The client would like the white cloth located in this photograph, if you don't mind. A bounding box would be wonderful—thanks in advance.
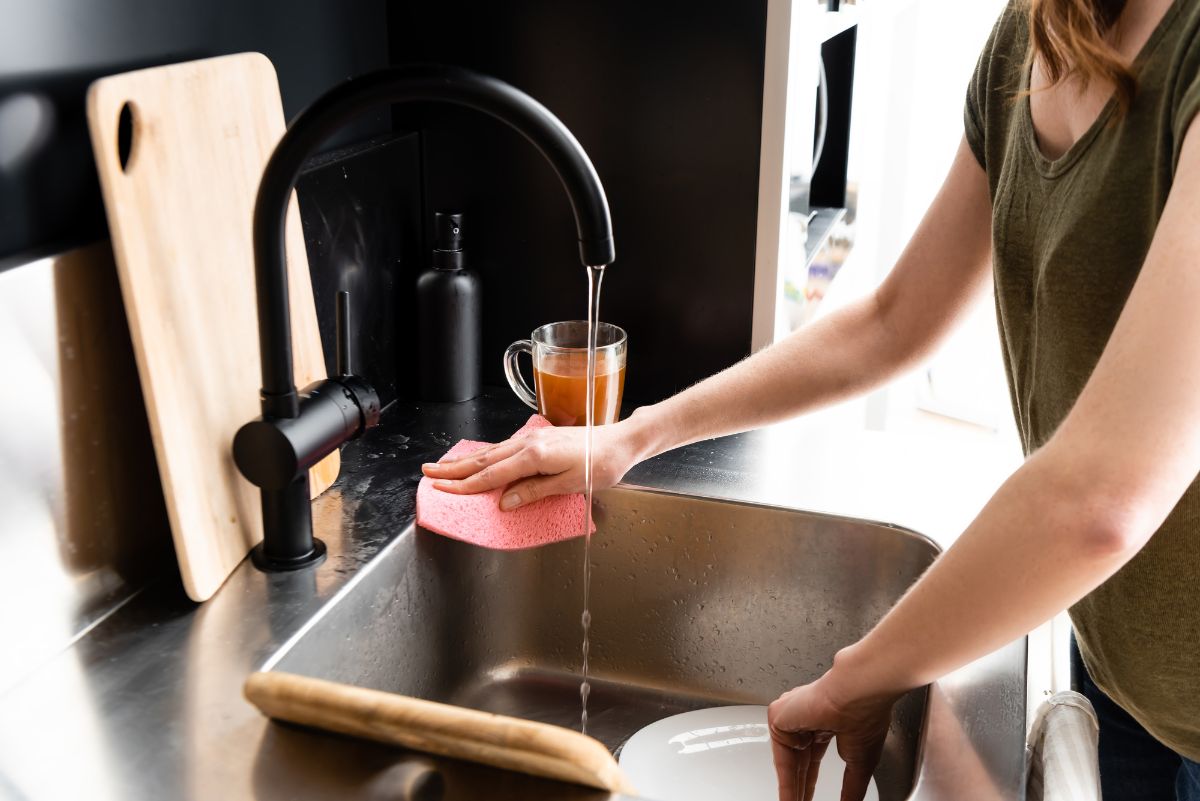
[1026,691,1102,801]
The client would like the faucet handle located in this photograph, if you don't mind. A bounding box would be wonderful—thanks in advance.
[336,290,352,378]
[332,288,381,432]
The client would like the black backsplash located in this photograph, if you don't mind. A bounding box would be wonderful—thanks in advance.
[297,133,423,407]
[5,0,770,410]
[387,0,769,404]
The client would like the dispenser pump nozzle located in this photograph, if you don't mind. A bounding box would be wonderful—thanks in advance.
[433,212,466,269]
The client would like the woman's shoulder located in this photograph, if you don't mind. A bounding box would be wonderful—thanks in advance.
[1163,0,1200,164]
[975,0,1030,99]
[1176,0,1200,34]
[1168,0,1200,69]
[965,1,1029,173]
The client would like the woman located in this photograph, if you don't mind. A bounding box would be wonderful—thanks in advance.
[423,0,1200,797]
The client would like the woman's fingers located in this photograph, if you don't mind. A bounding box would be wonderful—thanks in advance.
[802,740,830,801]
[770,698,818,801]
[420,426,611,504]
[836,735,885,801]
[767,673,894,801]
[768,688,813,742]
[435,439,500,464]
[771,736,802,801]
[770,726,814,750]
[499,474,577,510]
[838,759,875,801]
[421,440,522,480]
[429,449,545,495]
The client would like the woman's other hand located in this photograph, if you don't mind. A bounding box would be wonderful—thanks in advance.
[767,649,901,801]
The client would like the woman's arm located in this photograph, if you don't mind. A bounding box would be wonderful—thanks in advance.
[769,122,1200,801]
[613,136,995,452]
[422,137,994,507]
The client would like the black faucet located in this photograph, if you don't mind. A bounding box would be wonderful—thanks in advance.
[233,65,616,572]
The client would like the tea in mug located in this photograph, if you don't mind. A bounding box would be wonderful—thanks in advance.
[532,350,625,427]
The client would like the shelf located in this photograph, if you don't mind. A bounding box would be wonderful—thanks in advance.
[783,206,851,331]
[800,206,847,269]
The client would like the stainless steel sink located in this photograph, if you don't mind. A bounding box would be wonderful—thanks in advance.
[265,485,940,800]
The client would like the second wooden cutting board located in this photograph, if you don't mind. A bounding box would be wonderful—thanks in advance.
[87,53,340,602]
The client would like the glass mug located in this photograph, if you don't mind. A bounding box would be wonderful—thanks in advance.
[503,321,627,427]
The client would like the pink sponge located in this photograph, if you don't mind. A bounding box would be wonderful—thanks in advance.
[416,414,595,550]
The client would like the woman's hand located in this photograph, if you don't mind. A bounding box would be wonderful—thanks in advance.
[767,649,901,801]
[419,414,652,510]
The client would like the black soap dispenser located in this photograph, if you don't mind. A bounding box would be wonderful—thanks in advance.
[417,212,482,401]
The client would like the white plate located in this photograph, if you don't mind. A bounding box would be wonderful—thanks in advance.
[618,705,879,801]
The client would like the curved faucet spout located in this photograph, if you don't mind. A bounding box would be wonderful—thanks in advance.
[253,64,615,418]
[236,64,614,572]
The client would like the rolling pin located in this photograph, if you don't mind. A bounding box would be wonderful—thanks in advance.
[243,672,635,794]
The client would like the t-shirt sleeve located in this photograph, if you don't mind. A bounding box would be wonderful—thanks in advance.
[964,46,992,170]
[1170,9,1200,170]
[965,5,1021,174]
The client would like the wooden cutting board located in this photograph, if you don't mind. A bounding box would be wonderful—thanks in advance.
[86,53,339,602]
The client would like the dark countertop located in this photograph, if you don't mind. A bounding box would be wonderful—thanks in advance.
[0,389,1027,801]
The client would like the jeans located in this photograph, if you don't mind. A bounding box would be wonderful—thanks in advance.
[1071,636,1200,800]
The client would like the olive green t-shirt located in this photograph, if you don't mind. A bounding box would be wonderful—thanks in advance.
[965,0,1200,759]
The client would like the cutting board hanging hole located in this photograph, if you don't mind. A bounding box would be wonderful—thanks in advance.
[117,102,135,173]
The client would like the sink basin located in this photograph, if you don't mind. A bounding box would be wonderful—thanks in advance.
[265,485,939,800]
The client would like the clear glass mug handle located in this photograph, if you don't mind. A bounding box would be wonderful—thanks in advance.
[503,340,538,410]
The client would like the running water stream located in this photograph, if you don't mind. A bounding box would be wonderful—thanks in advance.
[580,263,605,735]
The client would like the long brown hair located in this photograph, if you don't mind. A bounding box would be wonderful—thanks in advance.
[1028,0,1137,113]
